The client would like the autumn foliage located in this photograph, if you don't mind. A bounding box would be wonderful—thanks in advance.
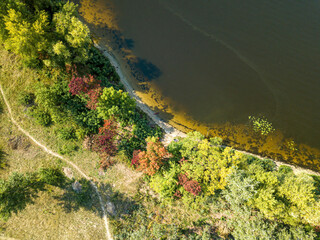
[92,120,118,169]
[131,140,171,176]
[93,120,117,155]
[68,73,102,110]
[178,173,201,196]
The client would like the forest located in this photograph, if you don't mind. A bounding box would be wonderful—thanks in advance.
[0,0,319,239]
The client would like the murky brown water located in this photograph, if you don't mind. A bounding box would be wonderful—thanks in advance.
[77,0,320,170]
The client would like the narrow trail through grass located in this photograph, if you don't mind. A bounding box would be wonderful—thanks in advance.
[0,84,113,240]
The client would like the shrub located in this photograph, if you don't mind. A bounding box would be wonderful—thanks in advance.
[93,134,117,156]
[68,73,102,110]
[92,120,118,156]
[18,91,34,106]
[132,140,172,176]
[29,107,52,126]
[34,83,58,112]
[68,75,89,96]
[86,87,102,110]
[86,46,119,85]
[97,86,136,123]
[57,126,76,140]
[178,174,201,196]
[149,161,181,201]
[0,146,6,169]
[75,127,88,140]
[245,156,276,172]
[278,165,293,174]
[38,167,66,187]
[58,143,78,155]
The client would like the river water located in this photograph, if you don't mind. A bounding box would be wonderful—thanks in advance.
[78,0,320,154]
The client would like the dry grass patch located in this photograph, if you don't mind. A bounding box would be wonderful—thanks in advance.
[103,163,143,197]
[1,187,105,240]
[0,97,105,239]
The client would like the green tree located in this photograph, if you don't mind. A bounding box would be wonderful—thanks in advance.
[97,87,136,123]
[0,168,66,220]
[224,171,317,240]
[172,132,244,195]
[52,1,91,65]
[245,162,320,226]
[4,8,50,65]
[149,161,180,202]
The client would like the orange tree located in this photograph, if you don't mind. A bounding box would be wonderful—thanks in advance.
[132,139,171,176]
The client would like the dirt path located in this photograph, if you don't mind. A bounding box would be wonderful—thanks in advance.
[0,85,113,240]
[96,43,319,177]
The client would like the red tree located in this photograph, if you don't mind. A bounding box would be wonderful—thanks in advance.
[86,87,102,110]
[68,75,88,95]
[93,120,118,155]
[178,173,201,196]
[183,180,201,196]
[92,120,118,170]
[131,140,172,176]
[68,73,102,110]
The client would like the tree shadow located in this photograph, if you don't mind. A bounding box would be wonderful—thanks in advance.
[108,29,163,82]
[131,58,162,82]
[54,180,141,220]
[88,24,163,83]
[53,179,101,216]
[0,173,48,220]
[98,182,140,219]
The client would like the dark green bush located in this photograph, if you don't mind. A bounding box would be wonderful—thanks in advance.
[29,107,52,126]
[245,156,276,172]
[278,165,293,174]
[33,79,103,133]
[0,167,67,220]
[57,126,76,140]
[58,143,78,155]
[38,167,66,187]
[18,91,34,106]
[0,146,6,169]
[86,47,120,86]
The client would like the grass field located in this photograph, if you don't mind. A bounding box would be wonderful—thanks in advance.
[0,98,106,239]
[0,44,152,239]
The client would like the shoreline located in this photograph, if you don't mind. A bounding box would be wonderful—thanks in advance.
[94,42,320,177]
[94,42,187,145]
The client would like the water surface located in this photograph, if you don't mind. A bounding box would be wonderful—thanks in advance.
[79,0,320,150]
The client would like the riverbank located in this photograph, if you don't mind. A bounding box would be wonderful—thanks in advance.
[94,43,187,145]
[94,41,320,177]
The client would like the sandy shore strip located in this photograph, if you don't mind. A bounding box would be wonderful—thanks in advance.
[94,42,319,176]
[94,42,187,145]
